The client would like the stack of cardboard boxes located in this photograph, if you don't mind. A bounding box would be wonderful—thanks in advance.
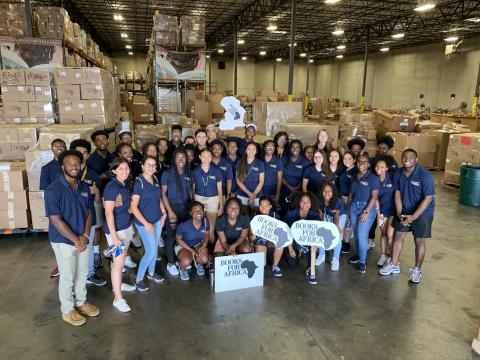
[180,16,205,46]
[0,3,27,36]
[387,132,437,168]
[153,13,178,46]
[0,162,31,229]
[374,109,418,137]
[444,133,480,184]
[255,102,303,136]
[206,94,225,117]
[157,87,180,115]
[33,6,70,39]
[129,94,155,123]
[430,113,480,131]
[337,113,376,156]
[0,124,44,161]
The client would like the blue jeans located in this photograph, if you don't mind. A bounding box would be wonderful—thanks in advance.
[318,214,347,261]
[136,220,162,280]
[349,202,377,264]
[88,226,95,278]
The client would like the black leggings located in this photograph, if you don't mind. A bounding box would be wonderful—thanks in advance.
[165,202,190,264]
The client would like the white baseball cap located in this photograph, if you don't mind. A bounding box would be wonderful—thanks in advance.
[245,123,257,130]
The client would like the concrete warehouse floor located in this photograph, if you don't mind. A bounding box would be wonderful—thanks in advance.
[0,174,479,360]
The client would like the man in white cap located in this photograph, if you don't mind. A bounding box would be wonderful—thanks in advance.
[227,123,261,158]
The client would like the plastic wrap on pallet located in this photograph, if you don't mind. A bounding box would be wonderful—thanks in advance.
[157,87,181,113]
[180,16,205,46]
[0,3,27,36]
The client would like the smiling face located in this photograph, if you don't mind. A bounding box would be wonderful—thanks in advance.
[246,143,257,159]
[290,142,301,157]
[51,140,66,159]
[351,144,362,156]
[343,153,355,168]
[94,134,108,151]
[196,131,208,147]
[402,150,417,169]
[113,162,130,182]
[171,129,182,143]
[211,144,223,158]
[158,140,168,155]
[142,158,157,177]
[146,144,157,158]
[264,141,275,156]
[226,200,240,219]
[322,185,333,202]
[304,147,314,163]
[245,127,256,141]
[313,151,324,167]
[375,160,388,177]
[299,195,312,213]
[185,137,195,145]
[377,143,390,155]
[329,150,340,166]
[62,154,81,179]
[228,141,238,156]
[206,127,217,141]
[120,133,132,145]
[259,199,272,215]
[199,149,212,166]
[277,135,287,148]
[190,204,204,221]
[357,155,370,173]
[175,152,187,170]
[119,146,133,162]
[317,130,328,145]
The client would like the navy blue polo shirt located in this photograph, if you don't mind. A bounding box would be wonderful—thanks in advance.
[132,175,162,226]
[161,168,191,204]
[302,165,327,192]
[216,214,250,244]
[79,167,101,227]
[283,155,309,188]
[192,164,223,197]
[350,170,381,203]
[176,218,210,248]
[285,208,320,227]
[228,136,261,158]
[263,156,284,197]
[103,177,132,234]
[45,176,93,245]
[339,167,357,197]
[224,155,239,193]
[215,157,233,194]
[236,158,265,197]
[39,159,62,190]
[371,156,398,172]
[394,164,435,217]
[378,172,396,216]
[86,150,116,176]
[330,167,343,188]
[321,198,346,221]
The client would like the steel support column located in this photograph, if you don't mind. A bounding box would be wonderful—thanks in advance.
[273,61,276,91]
[472,62,480,116]
[208,51,212,95]
[233,32,238,95]
[287,0,297,102]
[360,27,370,112]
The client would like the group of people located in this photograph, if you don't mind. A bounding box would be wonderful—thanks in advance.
[42,122,435,326]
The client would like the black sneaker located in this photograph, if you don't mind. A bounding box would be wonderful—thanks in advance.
[347,255,360,264]
[356,263,367,273]
[136,280,149,292]
[86,274,107,286]
[341,241,350,254]
[94,253,102,268]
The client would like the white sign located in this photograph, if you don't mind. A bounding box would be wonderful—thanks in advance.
[214,252,264,293]
[250,215,293,248]
[219,96,246,130]
[291,220,341,250]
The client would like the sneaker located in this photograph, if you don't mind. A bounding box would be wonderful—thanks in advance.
[341,241,350,254]
[62,309,86,326]
[124,256,137,269]
[272,266,283,278]
[147,273,165,283]
[120,283,137,292]
[305,268,317,285]
[347,255,359,264]
[194,262,205,276]
[86,274,107,286]
[94,253,102,268]
[113,298,131,313]
[356,263,367,273]
[76,302,100,317]
[377,254,389,267]
[331,258,340,271]
[50,267,59,278]
[156,254,162,261]
[122,266,126,273]
[368,239,375,250]
[167,263,179,276]
[179,268,190,281]
[409,267,422,284]
[315,254,325,266]
[379,262,400,276]
[135,280,149,292]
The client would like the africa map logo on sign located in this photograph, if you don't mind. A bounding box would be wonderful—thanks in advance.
[214,253,264,293]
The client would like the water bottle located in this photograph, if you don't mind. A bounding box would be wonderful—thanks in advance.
[115,244,125,257]
[209,269,215,288]
[103,245,115,257]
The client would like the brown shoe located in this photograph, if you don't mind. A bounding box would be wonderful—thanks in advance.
[62,309,86,326]
[76,302,100,317]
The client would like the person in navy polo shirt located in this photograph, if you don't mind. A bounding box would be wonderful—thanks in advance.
[40,138,66,278]
[87,130,116,182]
[379,149,435,284]
[103,157,136,313]
[273,131,289,159]
[227,124,262,158]
[338,151,357,254]
[347,153,380,273]
[224,139,240,196]
[131,156,167,291]
[236,142,265,215]
[302,149,329,193]
[118,129,142,162]
[165,124,184,165]
[211,140,233,199]
[175,202,210,281]
[374,156,396,268]
[192,148,224,244]
[44,150,100,326]
[193,128,209,167]
[262,140,284,207]
[347,137,366,157]
[281,140,309,212]
[161,149,192,276]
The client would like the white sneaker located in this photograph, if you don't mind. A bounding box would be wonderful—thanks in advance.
[379,262,400,276]
[377,254,388,267]
[331,258,340,271]
[315,254,325,266]
[368,239,375,250]
[124,255,137,268]
[113,298,131,313]
[409,267,422,283]
[167,263,180,276]
[120,283,137,292]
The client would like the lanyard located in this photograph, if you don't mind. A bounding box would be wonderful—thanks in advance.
[81,166,87,181]
[201,167,210,189]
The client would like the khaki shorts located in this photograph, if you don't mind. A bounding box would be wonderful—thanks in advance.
[105,225,134,246]
[237,195,260,207]
[175,242,201,256]
[94,201,105,229]
[194,194,219,213]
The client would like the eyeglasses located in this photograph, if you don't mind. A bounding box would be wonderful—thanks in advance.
[314,155,323,159]
[357,160,369,165]
[143,163,157,168]
[52,145,66,149]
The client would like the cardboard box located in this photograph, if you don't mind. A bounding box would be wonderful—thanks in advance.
[388,132,436,153]
[192,100,212,126]
[80,84,105,99]
[28,191,45,212]
[82,115,105,124]
[53,68,70,84]
[0,162,27,191]
[69,68,86,84]
[1,85,36,101]
[25,145,54,191]
[83,100,104,115]
[460,117,480,131]
[59,115,83,124]
[3,117,54,125]
[28,102,54,117]
[0,69,25,85]
[0,210,30,229]
[275,122,339,148]
[56,84,81,99]
[392,150,435,168]
[25,70,51,86]
[374,109,417,132]
[132,94,149,104]
[58,100,84,115]
[31,210,48,230]
[132,104,154,123]
[256,102,303,135]
[0,190,28,211]
[33,86,52,102]
[0,142,36,160]
[3,102,29,117]
[443,170,460,185]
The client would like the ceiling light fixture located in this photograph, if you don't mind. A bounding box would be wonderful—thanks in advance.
[125,45,132,49]
[113,14,124,21]
[380,47,390,52]
[444,36,459,42]
[336,45,346,50]
[309,59,314,63]
[206,55,210,59]
[466,17,480,23]
[267,25,278,31]
[288,43,297,47]
[300,53,307,57]
[336,54,344,59]
[276,58,282,62]
[128,51,133,55]
[332,29,344,36]
[325,0,342,4]
[414,1,436,12]
[241,56,247,60]
[237,39,245,45]
[391,33,405,39]
[218,49,224,54]
[259,50,267,56]
[121,33,128,38]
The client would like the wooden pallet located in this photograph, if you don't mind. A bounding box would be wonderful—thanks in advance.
[439,179,460,189]
[0,228,47,238]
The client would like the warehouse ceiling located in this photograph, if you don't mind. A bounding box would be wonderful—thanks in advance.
[28,0,480,59]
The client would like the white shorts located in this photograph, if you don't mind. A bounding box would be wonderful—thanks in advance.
[94,201,105,229]
[105,225,134,246]
[194,194,219,213]
[237,195,260,207]
[175,242,200,256]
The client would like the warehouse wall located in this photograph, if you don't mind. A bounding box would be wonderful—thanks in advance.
[206,58,256,96]
[112,53,147,76]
